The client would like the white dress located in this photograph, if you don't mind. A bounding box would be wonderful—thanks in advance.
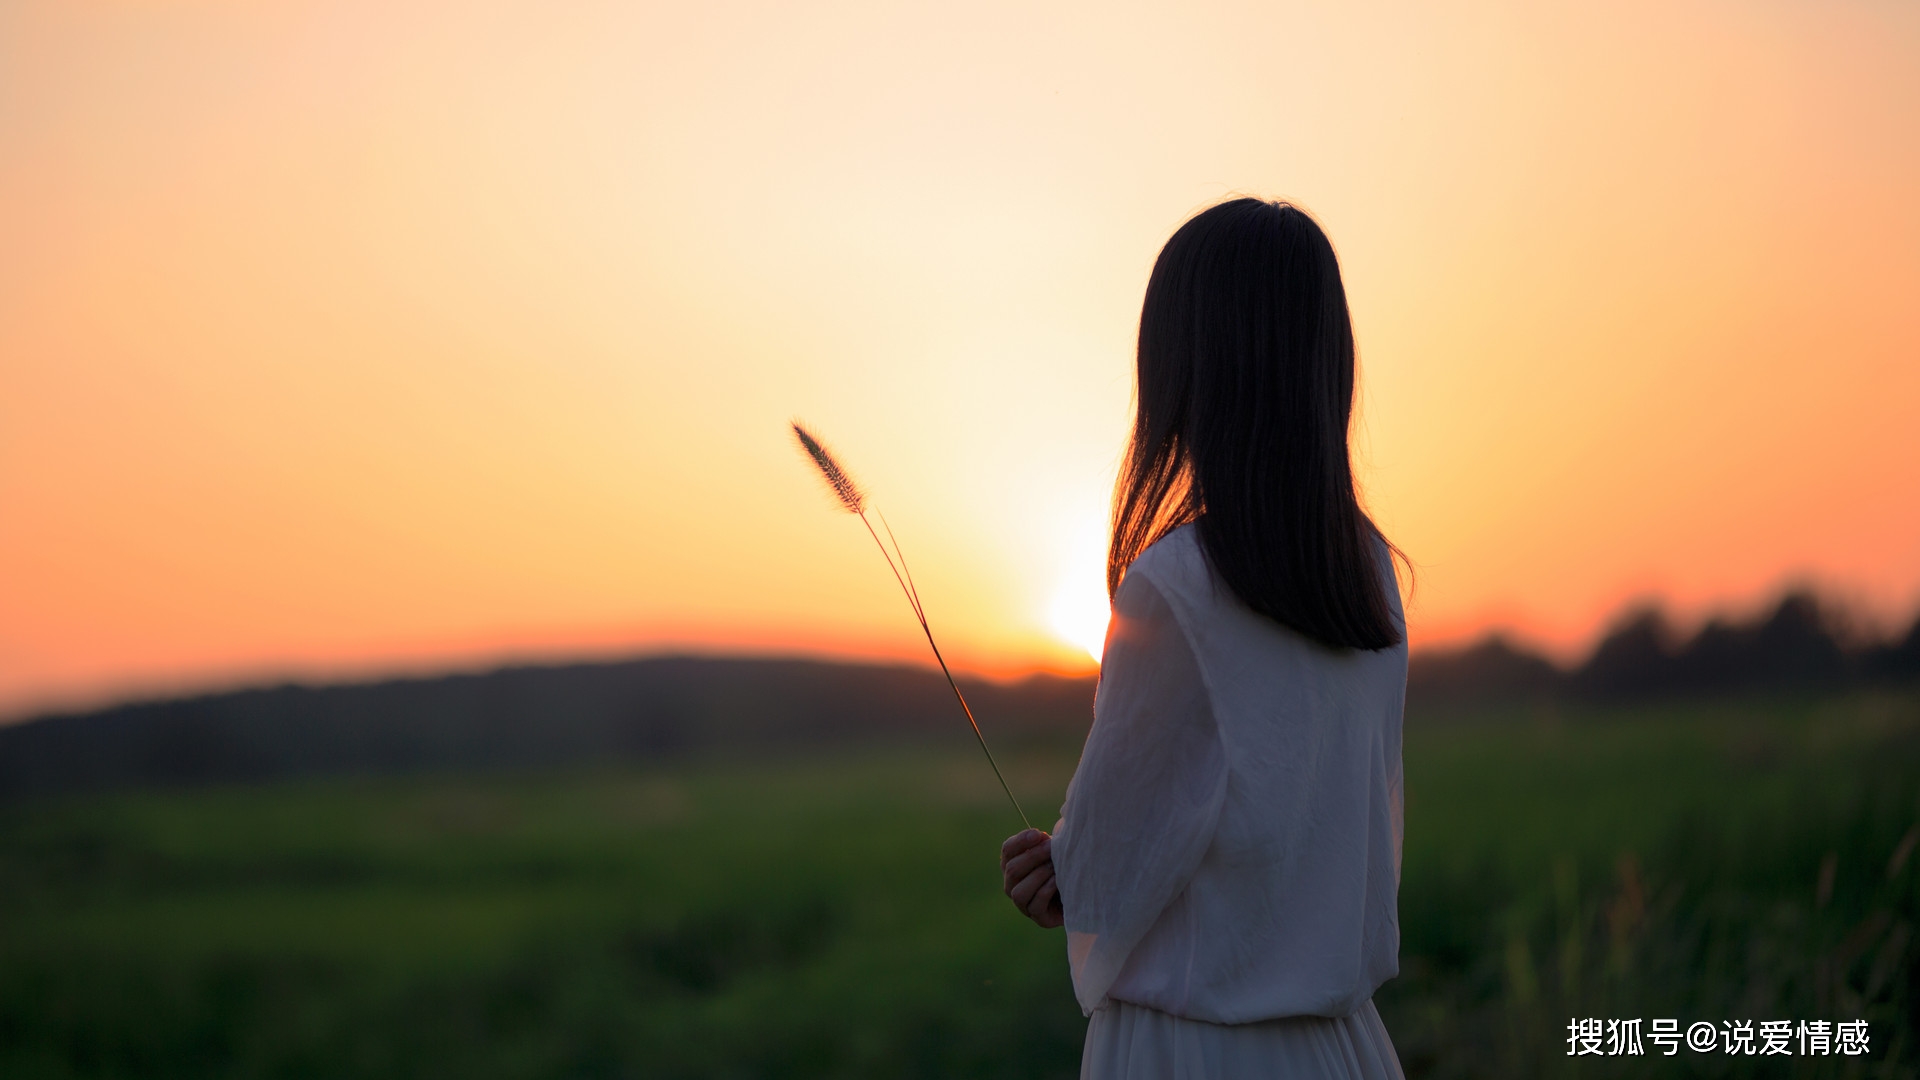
[1051,524,1408,1080]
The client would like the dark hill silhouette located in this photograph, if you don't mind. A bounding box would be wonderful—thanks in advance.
[4,589,1915,800]
[1405,634,1561,703]
[0,658,1095,801]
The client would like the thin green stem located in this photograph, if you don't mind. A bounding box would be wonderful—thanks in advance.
[858,510,1031,830]
[879,511,929,622]
[857,512,922,626]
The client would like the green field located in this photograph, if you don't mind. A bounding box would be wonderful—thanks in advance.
[2,693,1916,1078]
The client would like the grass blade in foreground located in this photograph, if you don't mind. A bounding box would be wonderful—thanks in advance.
[790,420,1032,830]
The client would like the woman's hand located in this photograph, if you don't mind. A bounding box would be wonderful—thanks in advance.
[1000,828,1065,929]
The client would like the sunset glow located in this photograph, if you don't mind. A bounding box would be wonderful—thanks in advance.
[2,0,1917,717]
[1048,519,1114,663]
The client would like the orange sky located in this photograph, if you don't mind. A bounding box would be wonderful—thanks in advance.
[3,0,1917,719]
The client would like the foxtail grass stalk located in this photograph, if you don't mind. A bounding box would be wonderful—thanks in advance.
[791,421,1032,830]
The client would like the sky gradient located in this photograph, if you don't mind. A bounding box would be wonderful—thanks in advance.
[4,0,1917,718]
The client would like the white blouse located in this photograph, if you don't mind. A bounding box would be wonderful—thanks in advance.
[1052,523,1407,1025]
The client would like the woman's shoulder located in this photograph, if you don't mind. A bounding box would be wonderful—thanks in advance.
[1131,522,1406,658]
[1126,523,1206,593]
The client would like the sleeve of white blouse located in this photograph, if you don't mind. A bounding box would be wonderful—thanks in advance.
[1050,567,1229,1016]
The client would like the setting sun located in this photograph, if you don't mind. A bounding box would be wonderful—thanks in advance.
[1049,522,1113,663]
[1049,577,1111,664]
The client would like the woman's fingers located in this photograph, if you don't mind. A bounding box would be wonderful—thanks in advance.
[1000,830,1062,928]
[1000,829,1047,863]
[1008,861,1047,903]
[1008,863,1054,910]
[1036,895,1064,929]
[1001,839,1052,895]
[1026,876,1061,924]
[1003,838,1051,878]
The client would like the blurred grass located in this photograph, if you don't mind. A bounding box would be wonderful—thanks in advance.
[1,692,1916,1078]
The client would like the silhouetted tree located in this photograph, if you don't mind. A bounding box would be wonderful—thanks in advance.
[1864,614,1920,683]
[1670,590,1850,694]
[1572,606,1680,699]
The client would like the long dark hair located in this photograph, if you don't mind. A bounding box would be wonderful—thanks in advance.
[1108,198,1406,651]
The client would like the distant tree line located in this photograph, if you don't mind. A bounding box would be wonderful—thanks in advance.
[1409,588,1920,706]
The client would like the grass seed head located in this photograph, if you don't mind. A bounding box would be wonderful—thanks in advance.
[791,421,865,514]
